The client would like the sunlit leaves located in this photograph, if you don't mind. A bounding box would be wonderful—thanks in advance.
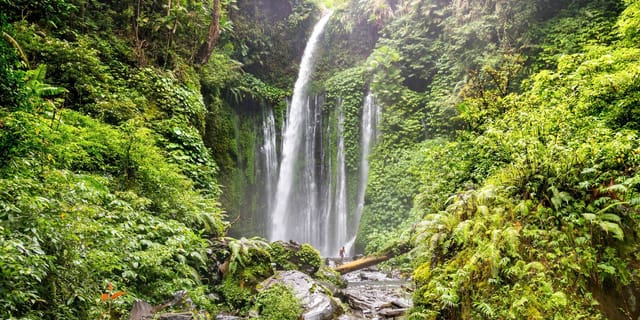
[403,1,640,318]
[617,0,640,45]
[0,104,224,318]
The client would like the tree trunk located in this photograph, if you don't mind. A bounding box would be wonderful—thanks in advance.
[333,255,392,274]
[195,0,220,66]
[333,242,413,274]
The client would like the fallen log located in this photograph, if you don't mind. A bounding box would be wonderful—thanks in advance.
[334,255,390,274]
[333,241,413,275]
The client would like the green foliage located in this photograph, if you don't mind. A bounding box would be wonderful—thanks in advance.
[0,170,215,318]
[155,118,220,195]
[409,186,609,318]
[219,277,253,313]
[225,237,271,279]
[0,21,226,316]
[618,0,640,45]
[404,4,640,317]
[133,67,207,132]
[316,0,380,79]
[296,244,323,272]
[531,0,624,70]
[314,266,345,288]
[230,0,320,87]
[216,239,322,315]
[254,284,302,320]
[325,67,366,171]
[268,242,322,274]
[357,142,426,252]
[0,0,77,27]
[235,73,289,106]
[0,20,27,110]
[338,0,640,318]
[0,101,227,318]
[13,24,146,124]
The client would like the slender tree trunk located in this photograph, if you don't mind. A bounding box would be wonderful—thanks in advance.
[134,0,141,46]
[165,0,176,67]
[133,0,147,66]
[196,0,221,66]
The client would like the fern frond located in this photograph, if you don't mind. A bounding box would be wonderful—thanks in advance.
[474,301,496,318]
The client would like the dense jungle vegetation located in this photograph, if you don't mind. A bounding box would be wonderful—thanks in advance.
[2,0,640,318]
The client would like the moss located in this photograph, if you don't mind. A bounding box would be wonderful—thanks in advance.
[314,266,346,289]
[239,258,274,288]
[294,244,322,273]
[268,242,292,270]
[254,284,302,320]
[219,278,253,313]
[325,66,367,172]
[268,241,322,275]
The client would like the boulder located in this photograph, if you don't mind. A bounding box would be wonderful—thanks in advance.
[215,315,242,320]
[260,270,341,320]
[339,270,413,319]
[129,290,200,320]
[268,241,322,274]
[156,312,207,320]
[359,271,389,282]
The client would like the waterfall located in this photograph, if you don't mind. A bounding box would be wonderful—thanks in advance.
[320,108,334,255]
[349,91,380,255]
[333,101,349,253]
[265,11,379,257]
[270,12,333,246]
[261,107,278,216]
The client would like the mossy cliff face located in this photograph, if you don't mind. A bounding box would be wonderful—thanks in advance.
[231,0,320,88]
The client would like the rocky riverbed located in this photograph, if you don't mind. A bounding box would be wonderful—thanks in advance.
[338,266,413,319]
[131,263,413,320]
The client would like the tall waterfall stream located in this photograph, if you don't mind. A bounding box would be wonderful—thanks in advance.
[257,11,380,257]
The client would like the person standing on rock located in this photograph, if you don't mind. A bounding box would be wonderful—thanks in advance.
[339,246,345,263]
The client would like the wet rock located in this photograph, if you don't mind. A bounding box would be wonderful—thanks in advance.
[260,270,341,320]
[156,312,207,320]
[391,298,411,309]
[215,314,242,320]
[129,290,196,320]
[359,271,388,282]
[339,269,413,319]
[377,308,408,317]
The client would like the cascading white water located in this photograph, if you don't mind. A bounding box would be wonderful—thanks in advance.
[270,12,333,244]
[261,107,278,215]
[347,91,380,255]
[333,101,349,253]
[265,12,380,257]
[320,106,334,255]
